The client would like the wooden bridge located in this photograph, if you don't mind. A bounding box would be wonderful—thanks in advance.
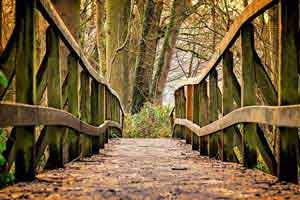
[1,0,300,199]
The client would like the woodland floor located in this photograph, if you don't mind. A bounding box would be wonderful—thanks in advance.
[1,138,300,200]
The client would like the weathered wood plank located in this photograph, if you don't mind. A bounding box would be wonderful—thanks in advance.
[241,23,257,168]
[99,84,106,148]
[15,0,37,181]
[277,0,299,183]
[0,103,122,135]
[67,53,80,161]
[192,84,200,151]
[91,80,101,154]
[45,26,64,169]
[208,69,219,158]
[199,81,209,155]
[173,104,300,137]
[222,50,237,162]
[80,71,92,157]
[186,85,193,144]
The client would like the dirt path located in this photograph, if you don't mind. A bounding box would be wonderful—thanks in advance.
[1,138,300,199]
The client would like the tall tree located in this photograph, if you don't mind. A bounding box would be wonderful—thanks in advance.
[151,0,200,104]
[131,0,163,114]
[95,0,106,75]
[105,0,131,108]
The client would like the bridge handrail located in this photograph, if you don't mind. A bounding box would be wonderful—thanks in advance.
[37,0,125,114]
[172,0,300,183]
[173,0,276,90]
[0,103,122,136]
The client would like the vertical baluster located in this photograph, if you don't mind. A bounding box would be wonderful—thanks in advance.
[99,84,106,148]
[186,85,193,144]
[15,0,37,181]
[105,87,111,143]
[222,50,237,162]
[91,80,100,154]
[192,84,200,151]
[208,69,219,158]
[180,87,186,139]
[241,23,257,168]
[67,53,80,161]
[45,26,64,169]
[277,0,299,183]
[173,90,180,138]
[80,71,92,157]
[199,81,208,155]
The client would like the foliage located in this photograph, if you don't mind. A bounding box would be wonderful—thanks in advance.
[124,103,172,138]
[0,71,14,188]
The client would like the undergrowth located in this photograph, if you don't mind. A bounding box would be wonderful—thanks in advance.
[124,103,172,138]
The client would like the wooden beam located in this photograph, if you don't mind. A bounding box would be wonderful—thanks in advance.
[277,0,299,183]
[14,0,37,181]
[222,50,237,162]
[208,69,219,158]
[241,23,257,168]
[186,85,193,144]
[192,84,200,151]
[91,80,101,154]
[199,81,209,155]
[44,26,64,169]
[0,103,122,135]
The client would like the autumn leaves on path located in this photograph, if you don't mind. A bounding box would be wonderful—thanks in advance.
[1,139,300,199]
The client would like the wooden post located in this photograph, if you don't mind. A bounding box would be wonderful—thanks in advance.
[91,80,100,154]
[15,0,37,181]
[45,26,64,169]
[208,69,219,158]
[186,85,193,144]
[105,87,111,143]
[67,53,80,161]
[277,0,299,183]
[199,81,208,155]
[180,87,186,140]
[99,84,106,148]
[192,84,200,151]
[241,23,257,168]
[80,71,92,157]
[173,90,181,138]
[222,50,237,162]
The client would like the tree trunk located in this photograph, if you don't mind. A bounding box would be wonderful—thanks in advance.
[95,0,106,75]
[151,0,192,104]
[105,0,131,108]
[131,0,163,113]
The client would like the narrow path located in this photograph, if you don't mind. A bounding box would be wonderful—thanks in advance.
[1,139,300,199]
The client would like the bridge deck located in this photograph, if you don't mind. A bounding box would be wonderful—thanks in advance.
[1,139,300,199]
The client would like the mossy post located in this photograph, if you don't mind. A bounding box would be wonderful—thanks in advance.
[241,23,257,168]
[15,0,37,181]
[222,50,237,162]
[173,90,181,138]
[192,84,200,151]
[179,87,186,139]
[80,71,92,157]
[91,80,101,154]
[208,69,219,158]
[105,87,111,143]
[186,85,193,144]
[277,0,299,183]
[199,81,208,155]
[99,84,106,148]
[67,53,80,161]
[45,26,64,169]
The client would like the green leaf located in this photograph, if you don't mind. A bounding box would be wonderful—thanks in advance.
[0,70,8,87]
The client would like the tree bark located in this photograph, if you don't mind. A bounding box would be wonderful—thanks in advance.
[95,0,106,75]
[105,0,131,108]
[131,0,163,113]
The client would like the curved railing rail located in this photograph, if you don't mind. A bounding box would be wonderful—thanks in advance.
[0,0,124,182]
[171,0,300,183]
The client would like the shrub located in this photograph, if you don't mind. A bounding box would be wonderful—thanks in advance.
[124,103,172,138]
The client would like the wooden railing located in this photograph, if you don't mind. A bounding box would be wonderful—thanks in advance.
[171,0,300,183]
[0,0,124,181]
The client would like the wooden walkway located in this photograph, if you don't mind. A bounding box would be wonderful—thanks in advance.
[1,139,300,200]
